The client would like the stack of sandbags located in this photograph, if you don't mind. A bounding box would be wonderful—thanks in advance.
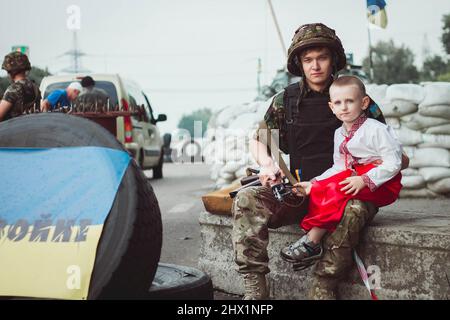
[204,99,270,189]
[369,82,450,197]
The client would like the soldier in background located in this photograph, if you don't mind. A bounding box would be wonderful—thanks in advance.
[0,52,41,122]
[75,76,109,112]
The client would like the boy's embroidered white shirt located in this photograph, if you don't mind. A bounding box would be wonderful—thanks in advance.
[314,118,403,191]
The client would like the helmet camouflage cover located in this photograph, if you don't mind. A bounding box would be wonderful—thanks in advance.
[287,23,346,76]
[2,52,32,73]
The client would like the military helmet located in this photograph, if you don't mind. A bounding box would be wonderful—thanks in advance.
[2,52,32,73]
[287,23,346,76]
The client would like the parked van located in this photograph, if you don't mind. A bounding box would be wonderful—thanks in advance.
[40,74,167,178]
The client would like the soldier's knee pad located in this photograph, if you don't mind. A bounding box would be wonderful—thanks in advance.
[235,187,259,210]
[344,200,371,229]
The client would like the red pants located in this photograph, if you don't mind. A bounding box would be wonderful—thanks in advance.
[300,164,402,232]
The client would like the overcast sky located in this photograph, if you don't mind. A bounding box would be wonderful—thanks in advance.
[1,0,449,134]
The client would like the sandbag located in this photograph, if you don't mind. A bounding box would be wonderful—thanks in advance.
[215,177,231,189]
[228,113,260,130]
[210,163,223,181]
[400,188,440,198]
[427,177,450,194]
[401,168,420,176]
[425,124,450,135]
[385,117,401,129]
[418,104,450,120]
[394,127,423,146]
[219,170,235,181]
[418,134,450,149]
[420,82,450,107]
[235,166,248,179]
[216,104,248,128]
[255,98,273,119]
[386,84,425,104]
[380,99,417,117]
[401,113,450,131]
[204,147,219,165]
[408,147,450,168]
[419,167,450,182]
[401,175,426,189]
[366,84,388,104]
[402,146,416,158]
[221,161,244,174]
[224,149,248,163]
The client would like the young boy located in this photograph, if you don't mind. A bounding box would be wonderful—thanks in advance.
[281,75,403,266]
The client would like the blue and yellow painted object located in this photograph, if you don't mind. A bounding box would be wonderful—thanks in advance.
[0,147,131,300]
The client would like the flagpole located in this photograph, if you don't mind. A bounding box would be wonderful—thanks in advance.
[267,0,287,66]
[367,25,375,82]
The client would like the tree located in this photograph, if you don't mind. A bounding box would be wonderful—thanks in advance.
[177,108,212,138]
[363,40,419,84]
[28,66,51,85]
[421,55,450,81]
[438,72,450,82]
[442,14,450,55]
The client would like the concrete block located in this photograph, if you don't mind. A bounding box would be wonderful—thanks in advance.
[198,203,450,300]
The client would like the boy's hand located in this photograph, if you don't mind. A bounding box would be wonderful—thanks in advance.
[292,181,312,196]
[339,176,367,196]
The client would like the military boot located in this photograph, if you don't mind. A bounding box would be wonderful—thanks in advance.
[242,273,269,300]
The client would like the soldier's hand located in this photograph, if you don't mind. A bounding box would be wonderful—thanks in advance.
[259,164,283,187]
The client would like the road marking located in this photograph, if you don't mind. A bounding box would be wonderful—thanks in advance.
[168,202,195,214]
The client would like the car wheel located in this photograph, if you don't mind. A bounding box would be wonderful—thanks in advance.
[0,113,163,299]
[153,150,164,179]
[146,263,213,300]
[180,139,202,163]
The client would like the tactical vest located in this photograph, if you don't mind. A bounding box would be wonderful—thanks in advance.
[283,82,342,181]
[5,79,40,120]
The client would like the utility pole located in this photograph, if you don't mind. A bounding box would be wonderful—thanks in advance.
[257,57,262,96]
[367,27,375,82]
[60,31,89,74]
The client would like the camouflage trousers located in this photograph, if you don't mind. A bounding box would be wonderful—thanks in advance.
[231,186,378,300]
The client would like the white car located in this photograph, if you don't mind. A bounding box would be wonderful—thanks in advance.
[40,73,167,178]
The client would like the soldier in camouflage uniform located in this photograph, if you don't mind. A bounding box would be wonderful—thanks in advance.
[231,23,408,300]
[0,52,41,121]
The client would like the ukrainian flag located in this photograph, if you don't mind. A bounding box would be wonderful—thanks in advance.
[0,147,131,300]
[367,0,388,29]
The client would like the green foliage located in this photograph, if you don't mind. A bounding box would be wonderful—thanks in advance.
[28,66,51,85]
[421,55,450,81]
[437,72,450,82]
[177,108,212,138]
[363,40,419,84]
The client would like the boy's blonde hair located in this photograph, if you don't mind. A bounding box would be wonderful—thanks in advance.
[330,75,366,97]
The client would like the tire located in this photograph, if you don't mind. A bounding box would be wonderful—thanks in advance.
[139,149,145,169]
[146,263,213,300]
[180,139,202,163]
[153,150,164,179]
[0,113,163,299]
[162,133,172,148]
